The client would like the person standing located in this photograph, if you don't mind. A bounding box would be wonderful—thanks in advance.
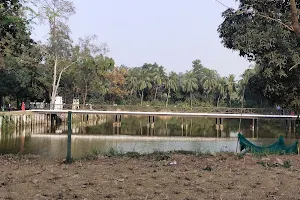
[21,102,25,111]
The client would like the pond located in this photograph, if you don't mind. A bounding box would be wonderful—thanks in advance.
[0,115,298,159]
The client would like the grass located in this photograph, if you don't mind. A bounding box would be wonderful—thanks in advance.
[257,159,292,169]
[78,147,217,162]
[75,146,297,164]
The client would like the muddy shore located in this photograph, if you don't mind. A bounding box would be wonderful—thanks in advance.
[1,153,300,200]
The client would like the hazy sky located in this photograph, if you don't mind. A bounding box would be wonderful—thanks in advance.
[32,0,251,78]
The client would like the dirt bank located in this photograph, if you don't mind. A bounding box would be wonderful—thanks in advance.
[1,153,300,200]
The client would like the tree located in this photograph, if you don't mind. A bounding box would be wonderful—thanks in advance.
[136,68,152,106]
[216,77,227,107]
[226,74,235,107]
[165,72,178,107]
[0,0,33,62]
[182,70,198,109]
[290,0,300,37]
[153,66,166,100]
[192,59,204,94]
[127,67,139,96]
[201,69,218,99]
[36,0,76,109]
[70,35,112,105]
[239,68,255,108]
[218,0,300,107]
[0,0,42,108]
[105,66,128,104]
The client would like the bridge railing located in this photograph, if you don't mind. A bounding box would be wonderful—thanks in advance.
[36,104,293,115]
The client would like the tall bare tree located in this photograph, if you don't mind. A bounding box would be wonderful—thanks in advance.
[36,0,76,109]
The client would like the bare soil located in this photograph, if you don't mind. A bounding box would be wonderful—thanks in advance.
[1,153,300,200]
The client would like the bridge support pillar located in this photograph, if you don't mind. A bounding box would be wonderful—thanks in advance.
[220,118,224,131]
[147,116,155,135]
[251,119,255,131]
[216,118,223,131]
[215,118,219,130]
[113,115,121,135]
[181,117,184,136]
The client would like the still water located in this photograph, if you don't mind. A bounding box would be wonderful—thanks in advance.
[0,115,298,159]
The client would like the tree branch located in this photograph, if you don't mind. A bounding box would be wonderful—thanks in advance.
[290,0,300,36]
[289,61,300,71]
[54,59,80,97]
[255,13,294,31]
[215,0,294,32]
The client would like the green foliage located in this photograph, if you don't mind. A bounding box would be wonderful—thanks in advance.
[0,0,279,109]
[218,0,300,107]
[0,0,33,59]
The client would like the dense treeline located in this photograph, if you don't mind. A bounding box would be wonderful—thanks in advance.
[4,0,298,110]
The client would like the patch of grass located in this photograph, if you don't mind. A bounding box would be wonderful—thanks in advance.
[106,147,124,157]
[81,147,143,161]
[283,160,292,168]
[79,148,232,162]
[174,150,195,155]
[203,166,213,171]
[125,151,141,158]
[236,153,244,160]
[172,149,213,156]
[257,161,267,167]
[152,151,170,161]
[257,159,292,169]
[250,149,286,158]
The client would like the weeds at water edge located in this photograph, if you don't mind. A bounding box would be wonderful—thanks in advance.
[79,147,219,161]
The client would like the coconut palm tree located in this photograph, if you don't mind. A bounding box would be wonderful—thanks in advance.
[226,74,235,107]
[153,66,166,100]
[216,78,227,107]
[136,68,152,106]
[239,69,255,104]
[238,68,255,131]
[165,71,178,107]
[201,69,218,99]
[127,68,139,96]
[182,70,198,109]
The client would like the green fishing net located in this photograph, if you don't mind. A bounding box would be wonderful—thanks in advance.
[238,133,298,154]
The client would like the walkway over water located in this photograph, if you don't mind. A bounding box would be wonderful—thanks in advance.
[33,104,293,115]
[31,109,298,119]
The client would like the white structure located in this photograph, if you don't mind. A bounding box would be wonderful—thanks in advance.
[72,98,80,110]
[54,96,63,110]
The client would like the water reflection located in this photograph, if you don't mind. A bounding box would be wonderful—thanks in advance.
[0,115,298,158]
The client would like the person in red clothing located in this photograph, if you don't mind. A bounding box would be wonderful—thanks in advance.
[21,102,25,111]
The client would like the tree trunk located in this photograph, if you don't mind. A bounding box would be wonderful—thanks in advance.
[217,95,220,107]
[141,91,144,106]
[166,88,170,107]
[1,96,3,111]
[154,87,158,100]
[50,57,58,110]
[238,87,246,132]
[83,81,88,108]
[290,0,300,36]
[190,92,192,110]
[50,59,79,110]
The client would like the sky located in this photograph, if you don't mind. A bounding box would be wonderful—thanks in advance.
[32,0,251,78]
